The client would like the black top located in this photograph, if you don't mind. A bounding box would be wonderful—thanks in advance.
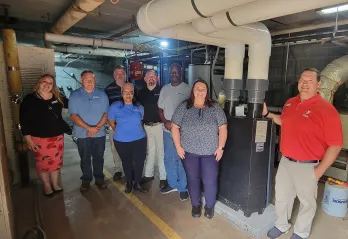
[105,82,122,105]
[138,86,161,123]
[19,93,67,138]
[104,82,139,105]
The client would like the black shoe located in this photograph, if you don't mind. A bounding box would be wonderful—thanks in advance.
[53,188,64,193]
[95,180,107,189]
[125,181,133,194]
[140,176,154,184]
[191,206,201,218]
[80,183,90,192]
[113,172,122,181]
[133,183,149,193]
[204,206,214,219]
[160,186,177,194]
[44,191,54,198]
[159,180,168,189]
[180,191,189,201]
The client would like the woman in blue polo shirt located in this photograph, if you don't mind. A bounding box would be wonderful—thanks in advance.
[108,83,148,194]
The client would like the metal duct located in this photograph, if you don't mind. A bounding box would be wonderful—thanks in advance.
[51,0,105,34]
[319,55,348,103]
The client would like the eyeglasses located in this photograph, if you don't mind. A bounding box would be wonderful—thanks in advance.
[122,91,134,95]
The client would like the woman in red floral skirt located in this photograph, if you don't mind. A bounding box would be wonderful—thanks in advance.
[20,74,68,197]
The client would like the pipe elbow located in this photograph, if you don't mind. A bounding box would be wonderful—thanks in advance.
[137,4,159,36]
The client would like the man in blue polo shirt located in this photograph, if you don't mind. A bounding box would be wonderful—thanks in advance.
[69,70,109,192]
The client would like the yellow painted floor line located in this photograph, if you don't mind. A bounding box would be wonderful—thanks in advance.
[104,169,182,239]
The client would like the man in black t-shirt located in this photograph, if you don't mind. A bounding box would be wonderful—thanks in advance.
[138,70,167,189]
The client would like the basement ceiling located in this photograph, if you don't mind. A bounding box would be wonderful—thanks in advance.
[1,0,348,44]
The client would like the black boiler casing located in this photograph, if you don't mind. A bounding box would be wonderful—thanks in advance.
[217,117,276,217]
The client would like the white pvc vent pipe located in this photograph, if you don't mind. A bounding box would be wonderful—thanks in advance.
[193,19,271,80]
[225,43,245,80]
[136,0,254,35]
[151,23,231,48]
[225,0,348,26]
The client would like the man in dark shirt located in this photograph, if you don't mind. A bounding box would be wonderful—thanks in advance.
[104,65,126,181]
[138,70,167,189]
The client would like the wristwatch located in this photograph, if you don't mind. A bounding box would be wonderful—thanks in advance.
[218,146,225,150]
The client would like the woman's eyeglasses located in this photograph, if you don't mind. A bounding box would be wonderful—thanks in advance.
[122,91,134,95]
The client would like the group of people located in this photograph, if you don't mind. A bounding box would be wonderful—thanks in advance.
[20,63,228,219]
[19,64,343,238]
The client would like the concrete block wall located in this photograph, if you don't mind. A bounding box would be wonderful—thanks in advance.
[55,56,122,98]
[266,43,348,107]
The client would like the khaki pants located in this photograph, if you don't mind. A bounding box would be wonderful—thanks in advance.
[144,124,166,180]
[109,128,123,174]
[275,156,319,238]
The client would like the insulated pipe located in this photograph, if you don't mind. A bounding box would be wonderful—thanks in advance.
[53,45,127,57]
[271,20,348,36]
[151,23,230,47]
[136,0,255,35]
[223,43,245,115]
[193,18,271,118]
[51,0,105,34]
[225,0,348,26]
[2,29,22,127]
[193,18,271,80]
[318,55,348,103]
[45,33,134,50]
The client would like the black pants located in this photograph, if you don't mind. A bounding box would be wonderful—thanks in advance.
[77,136,106,183]
[114,137,147,184]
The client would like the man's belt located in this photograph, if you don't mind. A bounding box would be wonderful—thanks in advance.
[286,157,319,164]
[144,122,161,126]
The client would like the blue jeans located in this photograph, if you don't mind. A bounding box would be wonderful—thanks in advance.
[163,131,187,192]
[77,136,106,183]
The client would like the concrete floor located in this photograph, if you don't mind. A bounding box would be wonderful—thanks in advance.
[13,135,348,239]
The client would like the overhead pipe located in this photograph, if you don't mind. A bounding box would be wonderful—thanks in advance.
[150,23,231,47]
[136,0,255,35]
[45,33,162,53]
[52,45,129,57]
[45,33,134,50]
[51,0,105,34]
[318,55,348,103]
[224,0,348,26]
[271,19,348,36]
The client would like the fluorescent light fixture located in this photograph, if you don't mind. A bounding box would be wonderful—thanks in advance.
[160,41,168,47]
[318,4,348,14]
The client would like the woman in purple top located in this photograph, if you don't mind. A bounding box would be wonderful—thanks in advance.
[171,79,228,219]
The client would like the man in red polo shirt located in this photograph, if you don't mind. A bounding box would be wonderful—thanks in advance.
[265,68,343,239]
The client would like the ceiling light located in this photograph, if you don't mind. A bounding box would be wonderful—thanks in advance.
[160,41,168,47]
[318,4,348,14]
